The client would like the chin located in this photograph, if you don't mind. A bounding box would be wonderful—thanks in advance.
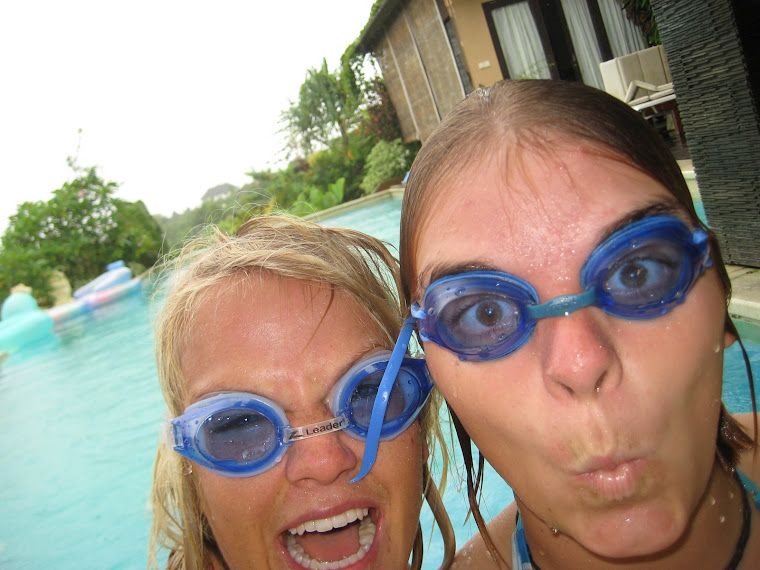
[574,504,688,560]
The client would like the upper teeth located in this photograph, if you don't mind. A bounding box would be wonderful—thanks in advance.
[286,509,376,569]
[288,507,369,536]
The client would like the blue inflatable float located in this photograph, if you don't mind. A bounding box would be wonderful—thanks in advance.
[0,290,55,353]
[73,260,132,299]
[46,261,142,324]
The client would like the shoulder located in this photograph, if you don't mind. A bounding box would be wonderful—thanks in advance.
[734,412,760,484]
[450,502,517,570]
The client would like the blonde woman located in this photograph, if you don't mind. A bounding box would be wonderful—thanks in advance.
[149,215,454,569]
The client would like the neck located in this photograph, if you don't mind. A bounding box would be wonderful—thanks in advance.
[518,463,753,569]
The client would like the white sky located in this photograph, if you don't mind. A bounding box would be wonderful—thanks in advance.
[0,0,378,234]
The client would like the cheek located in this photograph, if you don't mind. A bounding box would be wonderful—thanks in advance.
[384,426,425,496]
[425,344,536,456]
[370,426,426,563]
[194,470,273,544]
[639,284,726,402]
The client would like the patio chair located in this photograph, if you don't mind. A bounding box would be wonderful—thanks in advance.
[600,45,685,143]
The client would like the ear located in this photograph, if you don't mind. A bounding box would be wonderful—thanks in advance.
[724,328,737,349]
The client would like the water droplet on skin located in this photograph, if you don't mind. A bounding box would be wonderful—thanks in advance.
[550,527,559,535]
[719,515,726,523]
[710,496,716,506]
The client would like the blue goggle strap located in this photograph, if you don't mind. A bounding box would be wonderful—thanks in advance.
[350,316,416,483]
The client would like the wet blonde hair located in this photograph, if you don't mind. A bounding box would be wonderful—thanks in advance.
[399,78,757,562]
[148,214,453,569]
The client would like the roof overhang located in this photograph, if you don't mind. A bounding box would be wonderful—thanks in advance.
[356,0,406,54]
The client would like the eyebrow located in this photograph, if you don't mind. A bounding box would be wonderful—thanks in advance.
[418,261,500,297]
[596,200,682,243]
[415,199,684,296]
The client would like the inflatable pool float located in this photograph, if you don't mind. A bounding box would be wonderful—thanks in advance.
[73,260,133,298]
[47,261,143,324]
[84,276,142,308]
[0,290,55,353]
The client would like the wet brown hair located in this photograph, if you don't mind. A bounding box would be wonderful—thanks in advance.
[399,78,757,562]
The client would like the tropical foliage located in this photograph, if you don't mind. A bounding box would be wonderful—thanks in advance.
[360,139,414,195]
[619,0,660,46]
[0,160,163,306]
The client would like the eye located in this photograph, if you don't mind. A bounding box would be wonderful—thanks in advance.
[198,410,277,464]
[437,293,521,349]
[603,242,683,306]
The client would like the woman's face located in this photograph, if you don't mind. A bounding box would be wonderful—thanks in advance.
[180,275,424,569]
[412,145,732,557]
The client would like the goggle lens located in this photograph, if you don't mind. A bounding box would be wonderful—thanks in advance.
[597,240,686,314]
[197,409,277,466]
[348,367,426,432]
[436,292,522,351]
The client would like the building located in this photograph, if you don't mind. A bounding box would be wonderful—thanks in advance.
[357,0,760,268]
[356,0,647,143]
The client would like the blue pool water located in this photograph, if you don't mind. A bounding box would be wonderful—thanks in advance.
[1,194,757,569]
[0,295,163,569]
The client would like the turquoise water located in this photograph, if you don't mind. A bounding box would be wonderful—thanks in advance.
[0,295,163,569]
[0,194,757,569]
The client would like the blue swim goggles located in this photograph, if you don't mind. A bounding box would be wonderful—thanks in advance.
[163,350,432,478]
[411,215,712,362]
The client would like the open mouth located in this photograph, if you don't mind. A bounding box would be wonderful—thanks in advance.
[285,507,376,569]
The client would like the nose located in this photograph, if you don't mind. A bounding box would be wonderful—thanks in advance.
[284,423,358,485]
[538,308,620,399]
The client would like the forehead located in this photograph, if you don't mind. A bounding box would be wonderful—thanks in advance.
[180,274,382,403]
[414,145,674,290]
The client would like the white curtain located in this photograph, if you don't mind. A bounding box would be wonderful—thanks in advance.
[560,0,604,89]
[597,0,647,57]
[492,2,552,79]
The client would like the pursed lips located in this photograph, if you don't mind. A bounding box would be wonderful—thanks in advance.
[572,456,647,502]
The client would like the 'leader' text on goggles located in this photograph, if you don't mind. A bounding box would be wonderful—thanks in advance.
[412,215,711,362]
[162,351,432,477]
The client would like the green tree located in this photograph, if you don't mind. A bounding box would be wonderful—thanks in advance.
[0,161,163,304]
[280,58,364,158]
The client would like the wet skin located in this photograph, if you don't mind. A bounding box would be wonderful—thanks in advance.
[412,144,736,562]
[180,275,424,569]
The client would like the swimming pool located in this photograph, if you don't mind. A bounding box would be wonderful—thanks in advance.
[0,194,757,569]
[0,295,163,568]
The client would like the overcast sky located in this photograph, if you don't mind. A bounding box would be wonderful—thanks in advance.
[0,0,378,233]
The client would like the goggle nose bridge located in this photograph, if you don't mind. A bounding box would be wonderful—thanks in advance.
[282,414,350,443]
[525,287,597,320]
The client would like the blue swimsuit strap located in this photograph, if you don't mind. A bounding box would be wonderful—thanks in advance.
[512,469,760,570]
[737,469,760,508]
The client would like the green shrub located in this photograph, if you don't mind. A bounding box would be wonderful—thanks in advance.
[360,139,412,195]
